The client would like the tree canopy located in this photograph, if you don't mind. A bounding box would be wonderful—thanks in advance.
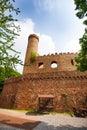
[0,0,22,69]
[0,66,21,89]
[74,0,87,71]
[74,0,87,24]
[0,0,22,89]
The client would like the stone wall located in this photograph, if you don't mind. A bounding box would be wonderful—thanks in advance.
[23,53,77,74]
[0,71,87,112]
[1,34,87,112]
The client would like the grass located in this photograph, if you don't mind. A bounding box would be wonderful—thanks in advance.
[1,108,72,116]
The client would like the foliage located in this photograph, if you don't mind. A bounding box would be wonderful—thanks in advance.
[0,66,21,89]
[74,0,87,25]
[0,0,22,69]
[74,0,87,71]
[75,28,87,71]
[30,52,37,63]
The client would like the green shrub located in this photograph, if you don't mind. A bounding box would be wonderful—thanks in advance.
[0,66,21,89]
[30,52,36,62]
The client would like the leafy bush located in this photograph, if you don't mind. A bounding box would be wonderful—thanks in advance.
[30,52,36,63]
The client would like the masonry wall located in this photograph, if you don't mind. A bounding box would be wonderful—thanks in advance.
[1,34,87,112]
[23,53,77,74]
[0,71,87,112]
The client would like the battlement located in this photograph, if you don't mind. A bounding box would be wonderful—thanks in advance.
[39,52,78,57]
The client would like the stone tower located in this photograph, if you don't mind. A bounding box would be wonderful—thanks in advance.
[23,34,39,74]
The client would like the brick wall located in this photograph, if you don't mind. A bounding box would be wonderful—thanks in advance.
[1,34,87,112]
[23,53,77,74]
[0,71,87,112]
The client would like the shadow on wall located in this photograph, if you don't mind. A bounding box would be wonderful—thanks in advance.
[0,88,3,93]
[0,88,3,98]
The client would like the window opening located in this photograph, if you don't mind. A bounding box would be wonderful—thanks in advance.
[38,62,44,69]
[71,59,74,65]
[51,61,57,68]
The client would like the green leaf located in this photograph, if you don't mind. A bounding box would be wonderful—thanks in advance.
[0,0,23,70]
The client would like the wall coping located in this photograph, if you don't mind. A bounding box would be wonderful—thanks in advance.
[5,71,87,84]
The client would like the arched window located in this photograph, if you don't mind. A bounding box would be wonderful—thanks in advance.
[51,61,58,68]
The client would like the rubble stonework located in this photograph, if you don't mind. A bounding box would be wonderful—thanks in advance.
[0,34,87,112]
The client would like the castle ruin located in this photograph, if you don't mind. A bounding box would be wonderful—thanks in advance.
[0,34,87,112]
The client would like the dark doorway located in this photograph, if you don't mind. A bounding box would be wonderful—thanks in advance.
[38,94,54,112]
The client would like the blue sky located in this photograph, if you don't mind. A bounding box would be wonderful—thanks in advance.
[13,0,85,72]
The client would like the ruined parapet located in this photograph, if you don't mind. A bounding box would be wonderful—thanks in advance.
[23,34,39,74]
[23,52,78,74]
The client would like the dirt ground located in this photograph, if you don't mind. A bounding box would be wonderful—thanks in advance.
[0,113,41,130]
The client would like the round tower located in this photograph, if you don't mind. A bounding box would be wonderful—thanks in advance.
[28,34,39,56]
[23,34,39,74]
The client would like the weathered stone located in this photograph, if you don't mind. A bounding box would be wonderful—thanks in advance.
[0,34,87,112]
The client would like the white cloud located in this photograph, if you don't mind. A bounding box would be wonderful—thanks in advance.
[34,0,75,13]
[61,19,85,53]
[34,0,59,12]
[38,34,55,55]
[62,39,81,53]
[14,18,56,73]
